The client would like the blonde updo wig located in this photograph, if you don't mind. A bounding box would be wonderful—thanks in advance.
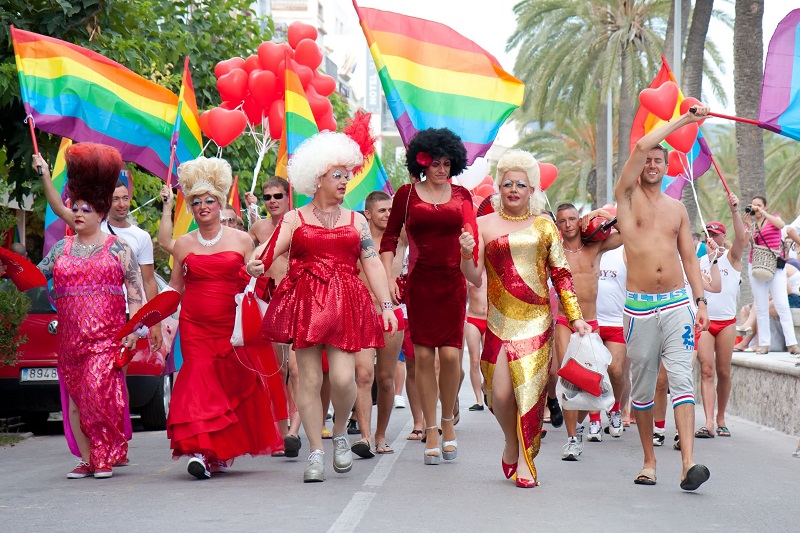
[492,149,546,215]
[177,156,232,208]
[287,132,363,196]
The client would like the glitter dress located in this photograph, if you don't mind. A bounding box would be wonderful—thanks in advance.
[261,211,384,353]
[380,183,472,348]
[52,235,128,471]
[481,217,582,480]
[168,251,285,461]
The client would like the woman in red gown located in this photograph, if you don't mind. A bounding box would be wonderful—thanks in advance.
[380,128,472,465]
[248,116,398,483]
[167,157,286,480]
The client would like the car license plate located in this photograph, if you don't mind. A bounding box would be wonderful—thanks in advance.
[21,367,59,382]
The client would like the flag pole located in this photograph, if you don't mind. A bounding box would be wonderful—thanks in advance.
[709,155,732,196]
[689,107,760,126]
[25,116,42,175]
[165,144,177,188]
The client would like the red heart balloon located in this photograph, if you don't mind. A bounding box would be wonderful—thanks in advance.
[206,107,247,147]
[243,54,261,74]
[305,85,330,120]
[242,95,264,127]
[219,100,238,110]
[288,21,318,49]
[198,110,212,139]
[667,150,689,176]
[216,68,248,104]
[296,64,314,87]
[679,97,706,125]
[480,175,494,187]
[268,100,285,140]
[538,162,558,191]
[310,73,336,97]
[294,38,323,70]
[249,70,278,108]
[214,57,245,79]
[257,41,282,74]
[639,81,679,121]
[474,183,496,198]
[317,112,338,133]
[665,123,699,153]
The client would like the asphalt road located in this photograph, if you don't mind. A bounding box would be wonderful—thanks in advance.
[1,388,798,532]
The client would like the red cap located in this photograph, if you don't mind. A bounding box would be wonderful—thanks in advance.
[706,221,726,235]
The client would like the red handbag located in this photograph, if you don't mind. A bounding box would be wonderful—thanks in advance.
[557,358,603,397]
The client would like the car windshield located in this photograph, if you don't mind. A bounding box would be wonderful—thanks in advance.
[0,280,54,314]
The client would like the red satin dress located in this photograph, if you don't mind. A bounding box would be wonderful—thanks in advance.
[167,252,285,461]
[261,211,384,353]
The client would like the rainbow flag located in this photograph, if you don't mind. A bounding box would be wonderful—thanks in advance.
[760,9,800,140]
[171,56,203,173]
[10,26,195,181]
[172,190,197,240]
[228,175,242,214]
[43,137,72,256]
[630,56,712,200]
[353,1,524,165]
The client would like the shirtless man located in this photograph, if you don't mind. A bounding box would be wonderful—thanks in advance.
[615,104,710,491]
[554,203,622,460]
[464,274,488,411]
[244,177,292,246]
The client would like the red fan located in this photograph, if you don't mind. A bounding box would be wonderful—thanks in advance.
[462,199,479,266]
[0,247,46,291]
[115,290,181,341]
[476,194,495,217]
[558,358,603,396]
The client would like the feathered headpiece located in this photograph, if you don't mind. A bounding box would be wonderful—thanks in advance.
[343,111,377,176]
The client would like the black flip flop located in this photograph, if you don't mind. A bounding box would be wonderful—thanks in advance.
[680,464,710,491]
[351,440,375,459]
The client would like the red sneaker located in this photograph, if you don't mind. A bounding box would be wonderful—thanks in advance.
[94,467,113,479]
[67,461,92,479]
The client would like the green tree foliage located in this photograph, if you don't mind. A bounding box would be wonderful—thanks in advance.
[0,208,30,366]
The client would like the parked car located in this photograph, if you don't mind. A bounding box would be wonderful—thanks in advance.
[0,275,178,431]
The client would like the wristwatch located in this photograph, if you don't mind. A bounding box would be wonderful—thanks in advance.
[695,297,707,306]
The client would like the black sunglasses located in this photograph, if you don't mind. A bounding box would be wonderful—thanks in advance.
[263,193,285,201]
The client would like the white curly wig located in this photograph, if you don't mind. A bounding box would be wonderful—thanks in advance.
[491,149,546,215]
[288,131,363,196]
[178,156,232,208]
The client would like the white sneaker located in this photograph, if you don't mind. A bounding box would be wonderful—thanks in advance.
[653,427,665,447]
[394,395,407,409]
[587,421,603,442]
[187,454,210,480]
[562,437,583,461]
[608,410,623,438]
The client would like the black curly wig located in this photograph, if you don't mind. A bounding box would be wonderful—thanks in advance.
[65,142,123,217]
[405,128,468,179]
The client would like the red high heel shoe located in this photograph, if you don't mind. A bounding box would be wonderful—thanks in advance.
[516,477,537,488]
[502,458,517,479]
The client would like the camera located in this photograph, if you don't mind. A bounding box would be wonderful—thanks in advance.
[745,205,753,215]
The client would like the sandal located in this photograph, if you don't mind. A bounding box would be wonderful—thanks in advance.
[407,429,424,441]
[716,426,731,437]
[441,416,457,460]
[351,439,375,459]
[694,427,714,439]
[755,346,769,355]
[634,467,657,486]
[375,442,394,454]
[423,426,441,465]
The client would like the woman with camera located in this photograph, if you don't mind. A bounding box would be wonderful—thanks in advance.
[744,196,799,354]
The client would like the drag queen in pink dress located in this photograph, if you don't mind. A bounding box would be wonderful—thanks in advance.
[34,144,145,479]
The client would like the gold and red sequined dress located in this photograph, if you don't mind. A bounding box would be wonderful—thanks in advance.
[482,217,582,480]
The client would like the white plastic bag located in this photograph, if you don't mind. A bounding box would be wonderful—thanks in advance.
[231,278,268,346]
[556,332,614,412]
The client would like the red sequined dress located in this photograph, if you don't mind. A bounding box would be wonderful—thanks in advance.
[380,183,472,348]
[261,211,384,352]
[52,235,128,470]
[167,251,285,461]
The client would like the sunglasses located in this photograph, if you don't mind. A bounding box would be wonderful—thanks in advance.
[262,193,285,201]
[220,216,236,225]
[71,204,94,214]
[191,197,218,207]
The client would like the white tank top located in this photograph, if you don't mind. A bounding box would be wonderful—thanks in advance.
[597,246,626,327]
[699,250,741,320]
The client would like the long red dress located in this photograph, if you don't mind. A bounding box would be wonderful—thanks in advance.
[167,252,285,461]
[380,183,471,348]
[261,211,384,353]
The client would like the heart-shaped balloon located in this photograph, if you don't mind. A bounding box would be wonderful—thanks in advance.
[474,183,496,199]
[214,57,245,79]
[316,112,338,133]
[268,100,285,140]
[243,54,261,74]
[294,38,323,70]
[198,110,212,139]
[305,85,330,120]
[665,123,699,153]
[249,70,278,108]
[296,64,314,88]
[206,107,247,147]
[216,68,248,104]
[242,95,264,127]
[288,21,318,49]
[679,97,706,125]
[639,81,679,121]
[538,162,558,191]
[310,73,336,97]
[667,150,689,176]
[257,41,283,74]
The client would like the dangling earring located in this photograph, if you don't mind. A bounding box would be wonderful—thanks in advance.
[529,195,534,215]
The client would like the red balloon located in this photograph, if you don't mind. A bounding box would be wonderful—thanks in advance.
[242,95,264,127]
[257,41,284,74]
[639,81,679,121]
[294,38,323,70]
[317,112,338,132]
[216,68,248,104]
[243,54,261,74]
[665,123,699,153]
[288,21,318,49]
[679,97,706,125]
[278,42,294,62]
[268,100,285,140]
[219,100,238,110]
[249,70,278,108]
[214,57,245,79]
[538,162,558,191]
[296,64,314,87]
[475,183,496,198]
[666,149,689,176]
[206,107,247,147]
[600,204,617,217]
[480,175,494,187]
[275,59,287,93]
[198,111,212,139]
[310,73,336,96]
[305,85,329,119]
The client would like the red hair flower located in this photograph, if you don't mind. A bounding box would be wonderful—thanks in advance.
[416,151,433,167]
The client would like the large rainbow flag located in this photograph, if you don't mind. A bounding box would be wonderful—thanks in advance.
[630,56,712,199]
[10,26,199,181]
[353,1,524,165]
[760,9,800,141]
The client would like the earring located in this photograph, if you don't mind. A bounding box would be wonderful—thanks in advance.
[420,171,426,179]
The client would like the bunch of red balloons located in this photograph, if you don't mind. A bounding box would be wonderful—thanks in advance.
[638,81,703,154]
[200,21,338,147]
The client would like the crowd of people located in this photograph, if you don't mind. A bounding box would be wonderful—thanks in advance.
[4,102,800,486]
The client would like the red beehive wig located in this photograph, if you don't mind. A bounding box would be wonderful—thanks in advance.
[64,143,123,217]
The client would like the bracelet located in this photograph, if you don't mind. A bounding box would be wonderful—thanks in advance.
[134,325,149,338]
[712,259,718,265]
[460,249,472,259]
[381,301,393,310]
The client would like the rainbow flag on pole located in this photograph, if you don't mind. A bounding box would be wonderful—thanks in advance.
[353,1,524,164]
[10,26,193,181]
[171,56,203,172]
[43,137,72,256]
[759,9,800,140]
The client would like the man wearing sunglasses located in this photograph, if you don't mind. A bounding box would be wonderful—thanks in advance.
[244,176,291,246]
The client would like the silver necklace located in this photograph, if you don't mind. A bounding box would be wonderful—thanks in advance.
[426,182,449,210]
[312,202,341,230]
[564,242,584,253]
[73,234,102,256]
[196,226,223,247]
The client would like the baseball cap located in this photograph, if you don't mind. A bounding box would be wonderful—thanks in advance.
[706,221,726,235]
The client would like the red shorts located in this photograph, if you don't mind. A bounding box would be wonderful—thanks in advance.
[695,317,736,345]
[402,318,414,360]
[465,316,487,336]
[555,316,599,333]
[599,326,625,344]
[380,308,406,333]
[321,348,329,373]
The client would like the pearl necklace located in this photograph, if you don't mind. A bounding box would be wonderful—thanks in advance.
[498,208,533,222]
[196,226,223,247]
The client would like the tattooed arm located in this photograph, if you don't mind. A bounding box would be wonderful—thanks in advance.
[356,212,396,331]
[37,239,65,281]
[110,238,144,318]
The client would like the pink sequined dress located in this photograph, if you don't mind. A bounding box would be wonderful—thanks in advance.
[52,235,128,470]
